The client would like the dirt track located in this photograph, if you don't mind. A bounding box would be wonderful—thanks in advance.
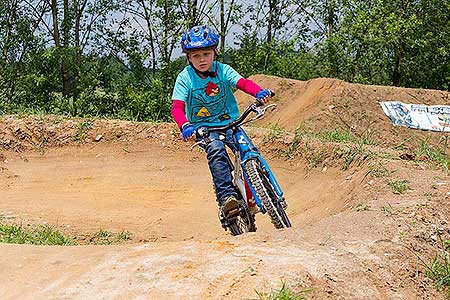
[1,76,449,299]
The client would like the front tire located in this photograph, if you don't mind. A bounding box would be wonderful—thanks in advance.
[244,159,291,229]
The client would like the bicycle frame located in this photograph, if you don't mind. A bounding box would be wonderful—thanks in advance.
[192,99,287,220]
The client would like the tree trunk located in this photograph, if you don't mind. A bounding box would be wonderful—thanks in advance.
[219,0,225,60]
[50,0,61,47]
[140,0,157,74]
[162,2,169,65]
[50,0,70,98]
[327,0,335,38]
[191,0,198,27]
[2,0,17,64]
[267,0,275,45]
[73,0,81,110]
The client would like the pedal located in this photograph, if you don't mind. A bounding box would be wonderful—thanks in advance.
[222,197,240,220]
[225,207,239,220]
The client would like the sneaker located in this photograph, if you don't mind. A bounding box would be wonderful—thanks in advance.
[221,196,239,220]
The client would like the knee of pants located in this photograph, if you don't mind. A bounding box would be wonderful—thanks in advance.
[206,140,227,161]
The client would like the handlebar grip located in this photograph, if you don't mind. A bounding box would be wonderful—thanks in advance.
[255,90,275,107]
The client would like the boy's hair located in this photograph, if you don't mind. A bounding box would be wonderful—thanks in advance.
[181,25,219,53]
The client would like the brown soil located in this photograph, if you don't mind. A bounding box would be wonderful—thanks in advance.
[1,76,449,300]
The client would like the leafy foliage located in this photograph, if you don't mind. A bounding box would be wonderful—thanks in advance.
[0,0,449,120]
[316,0,450,90]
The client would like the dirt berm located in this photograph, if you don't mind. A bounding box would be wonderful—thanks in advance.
[0,75,449,300]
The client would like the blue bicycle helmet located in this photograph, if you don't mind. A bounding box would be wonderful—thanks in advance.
[181,25,219,53]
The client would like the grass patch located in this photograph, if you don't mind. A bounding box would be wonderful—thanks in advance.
[72,120,93,142]
[393,135,414,151]
[425,234,450,297]
[0,222,133,246]
[415,139,450,173]
[381,203,394,216]
[280,126,377,169]
[355,202,370,212]
[263,123,286,143]
[368,161,391,178]
[0,223,75,245]
[334,143,368,170]
[284,125,304,160]
[306,147,326,169]
[90,229,132,245]
[317,128,377,146]
[388,179,410,194]
[317,128,354,143]
[253,282,311,300]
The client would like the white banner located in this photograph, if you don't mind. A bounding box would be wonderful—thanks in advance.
[380,101,450,132]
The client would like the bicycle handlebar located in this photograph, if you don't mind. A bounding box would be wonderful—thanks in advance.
[196,90,276,137]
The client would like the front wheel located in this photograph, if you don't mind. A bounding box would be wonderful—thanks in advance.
[244,159,291,229]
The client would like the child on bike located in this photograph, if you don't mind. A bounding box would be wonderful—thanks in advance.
[171,24,272,220]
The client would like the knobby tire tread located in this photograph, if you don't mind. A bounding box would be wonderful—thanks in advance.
[229,221,243,236]
[244,159,284,229]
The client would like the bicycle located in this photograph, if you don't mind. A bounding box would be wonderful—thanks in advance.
[191,92,292,235]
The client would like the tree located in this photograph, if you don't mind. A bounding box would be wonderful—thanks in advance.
[28,0,119,113]
[0,0,45,105]
[318,0,450,89]
[232,0,312,72]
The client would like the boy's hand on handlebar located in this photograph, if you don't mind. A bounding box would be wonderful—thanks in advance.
[181,123,195,141]
[256,89,272,106]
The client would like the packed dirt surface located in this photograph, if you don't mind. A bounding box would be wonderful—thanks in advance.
[1,76,450,299]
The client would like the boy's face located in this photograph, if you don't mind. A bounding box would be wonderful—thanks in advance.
[187,49,215,72]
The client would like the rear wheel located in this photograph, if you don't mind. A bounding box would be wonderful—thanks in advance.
[244,159,291,229]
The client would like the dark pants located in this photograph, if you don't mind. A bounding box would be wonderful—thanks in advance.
[200,129,238,204]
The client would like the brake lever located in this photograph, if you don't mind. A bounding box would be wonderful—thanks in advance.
[249,103,277,122]
[263,103,277,112]
[190,140,205,151]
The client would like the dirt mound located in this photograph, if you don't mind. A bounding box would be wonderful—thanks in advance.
[236,75,450,148]
[2,75,449,153]
[0,115,178,152]
[1,76,450,300]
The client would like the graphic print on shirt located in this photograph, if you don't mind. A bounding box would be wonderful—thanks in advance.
[197,107,211,117]
[205,81,220,97]
[188,80,230,125]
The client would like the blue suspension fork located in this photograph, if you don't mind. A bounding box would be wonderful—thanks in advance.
[234,128,284,212]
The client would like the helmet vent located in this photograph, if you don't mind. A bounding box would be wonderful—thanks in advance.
[181,25,219,53]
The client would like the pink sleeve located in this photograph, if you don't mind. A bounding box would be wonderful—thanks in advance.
[236,78,262,97]
[171,100,189,129]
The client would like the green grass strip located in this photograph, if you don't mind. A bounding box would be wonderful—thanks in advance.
[0,223,75,246]
[253,282,312,300]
